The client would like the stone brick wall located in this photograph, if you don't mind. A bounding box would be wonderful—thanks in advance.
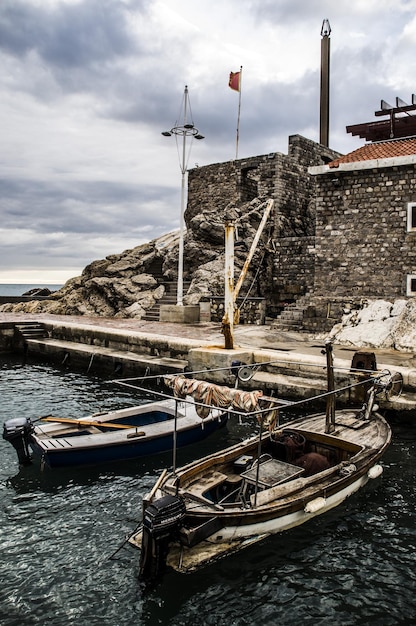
[187,135,340,320]
[187,135,339,227]
[287,134,339,168]
[312,163,416,299]
[270,236,316,316]
[210,297,266,324]
[186,161,239,222]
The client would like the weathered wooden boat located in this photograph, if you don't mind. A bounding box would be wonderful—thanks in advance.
[2,395,228,469]
[129,346,395,582]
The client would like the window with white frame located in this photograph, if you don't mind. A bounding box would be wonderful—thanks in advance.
[407,202,416,232]
[406,274,416,296]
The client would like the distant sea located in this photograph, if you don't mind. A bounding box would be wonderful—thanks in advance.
[0,283,63,296]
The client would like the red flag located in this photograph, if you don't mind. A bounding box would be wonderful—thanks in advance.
[229,71,240,92]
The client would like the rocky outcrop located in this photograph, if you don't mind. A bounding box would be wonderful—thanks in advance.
[22,287,54,297]
[327,299,416,352]
[0,198,272,319]
[0,232,179,318]
[184,198,273,303]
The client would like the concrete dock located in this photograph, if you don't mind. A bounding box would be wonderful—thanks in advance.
[1,312,415,412]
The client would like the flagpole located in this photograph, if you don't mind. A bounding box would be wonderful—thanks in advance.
[235,65,242,159]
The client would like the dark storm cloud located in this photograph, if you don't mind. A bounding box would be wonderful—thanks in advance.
[194,68,321,160]
[0,0,145,63]
[0,0,155,106]
[0,0,195,129]
[0,177,177,235]
[0,172,177,273]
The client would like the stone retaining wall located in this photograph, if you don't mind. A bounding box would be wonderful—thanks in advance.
[210,297,266,324]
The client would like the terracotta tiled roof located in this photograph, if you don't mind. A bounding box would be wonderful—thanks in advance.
[328,138,416,168]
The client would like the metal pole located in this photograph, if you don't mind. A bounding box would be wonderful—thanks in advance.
[177,163,185,306]
[325,338,336,433]
[173,399,179,472]
[177,87,188,307]
[235,66,242,160]
[223,221,235,349]
[162,86,204,308]
[320,20,331,147]
[234,199,274,300]
[253,416,264,508]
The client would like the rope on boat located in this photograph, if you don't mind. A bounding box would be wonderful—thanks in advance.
[107,522,143,562]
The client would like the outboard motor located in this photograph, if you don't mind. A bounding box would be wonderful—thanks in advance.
[139,494,186,583]
[3,417,34,465]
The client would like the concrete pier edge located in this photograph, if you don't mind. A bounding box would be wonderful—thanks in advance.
[1,313,415,412]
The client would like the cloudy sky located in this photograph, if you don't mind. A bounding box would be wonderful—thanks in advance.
[1,0,415,284]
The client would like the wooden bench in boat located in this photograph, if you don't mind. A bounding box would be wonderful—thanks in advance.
[39,437,75,449]
[188,471,228,499]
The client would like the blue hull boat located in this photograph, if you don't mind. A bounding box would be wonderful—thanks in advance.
[3,397,227,469]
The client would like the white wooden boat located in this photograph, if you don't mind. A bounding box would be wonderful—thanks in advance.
[129,346,395,582]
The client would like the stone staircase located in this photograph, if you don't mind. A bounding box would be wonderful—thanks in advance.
[142,281,192,321]
[272,295,311,331]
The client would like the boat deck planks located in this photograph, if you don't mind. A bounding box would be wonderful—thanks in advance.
[292,412,389,450]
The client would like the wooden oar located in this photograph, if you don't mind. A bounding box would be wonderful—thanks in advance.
[40,416,142,431]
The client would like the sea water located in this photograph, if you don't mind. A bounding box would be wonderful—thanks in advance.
[0,354,415,625]
[0,284,63,296]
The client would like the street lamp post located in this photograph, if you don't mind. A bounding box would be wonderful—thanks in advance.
[162,85,204,306]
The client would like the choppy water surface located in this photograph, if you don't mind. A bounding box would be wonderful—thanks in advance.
[0,356,415,625]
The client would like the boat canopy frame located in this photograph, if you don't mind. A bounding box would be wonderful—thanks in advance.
[113,344,398,477]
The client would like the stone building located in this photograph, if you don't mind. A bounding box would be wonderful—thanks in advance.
[186,101,416,333]
[305,137,416,332]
